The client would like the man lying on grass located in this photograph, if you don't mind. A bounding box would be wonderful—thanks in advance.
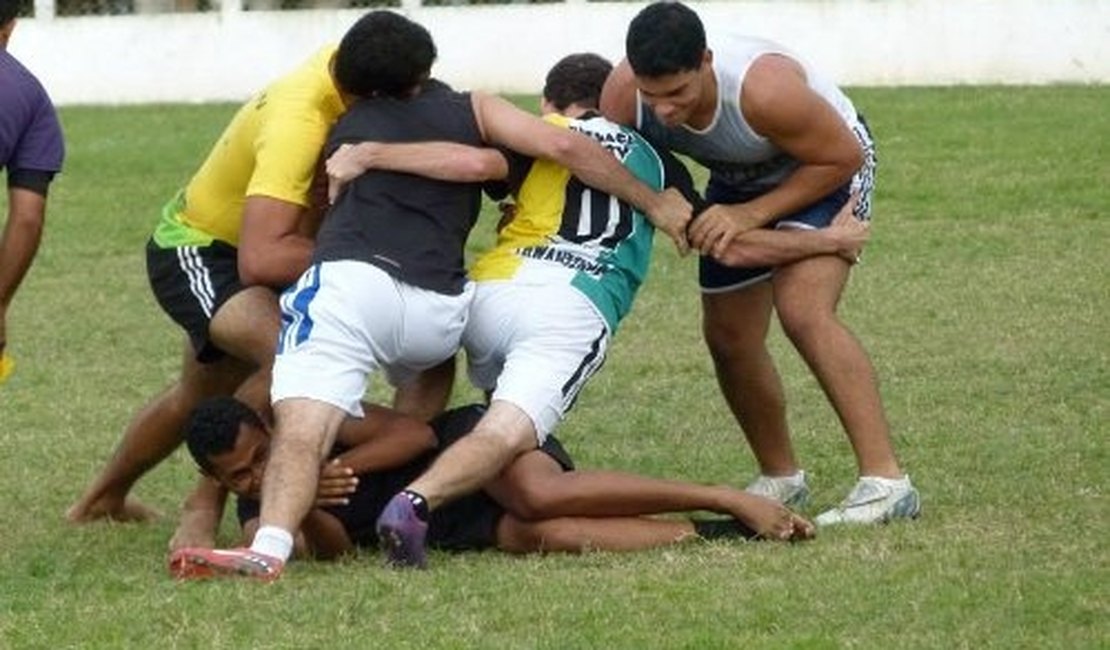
[169,396,813,579]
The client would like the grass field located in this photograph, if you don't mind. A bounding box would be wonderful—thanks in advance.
[0,86,1107,648]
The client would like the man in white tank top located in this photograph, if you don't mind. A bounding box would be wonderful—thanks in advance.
[601,1,919,526]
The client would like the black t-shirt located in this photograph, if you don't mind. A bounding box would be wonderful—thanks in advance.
[313,80,488,295]
[236,404,574,548]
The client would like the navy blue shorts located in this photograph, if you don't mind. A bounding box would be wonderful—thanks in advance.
[699,116,877,293]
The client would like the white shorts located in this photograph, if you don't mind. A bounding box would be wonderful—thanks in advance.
[272,261,472,417]
[463,280,609,443]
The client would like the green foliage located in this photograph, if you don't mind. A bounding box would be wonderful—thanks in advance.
[1,87,1107,648]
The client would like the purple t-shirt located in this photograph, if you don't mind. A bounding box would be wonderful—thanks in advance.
[0,49,65,180]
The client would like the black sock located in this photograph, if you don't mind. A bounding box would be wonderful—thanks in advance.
[401,489,430,522]
[693,518,758,541]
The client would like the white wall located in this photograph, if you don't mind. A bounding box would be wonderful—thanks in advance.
[9,0,1110,105]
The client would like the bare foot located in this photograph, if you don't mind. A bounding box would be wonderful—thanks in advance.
[66,496,162,524]
[720,490,815,542]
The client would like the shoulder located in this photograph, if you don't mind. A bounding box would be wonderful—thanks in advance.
[599,59,639,127]
[740,53,810,121]
[0,52,52,109]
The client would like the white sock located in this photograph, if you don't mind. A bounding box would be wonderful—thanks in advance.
[250,526,294,562]
[862,474,911,487]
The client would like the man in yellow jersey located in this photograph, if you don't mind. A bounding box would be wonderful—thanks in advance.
[66,16,382,547]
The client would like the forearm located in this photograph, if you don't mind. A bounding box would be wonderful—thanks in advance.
[742,162,857,229]
[343,141,507,182]
[169,477,228,551]
[717,228,842,268]
[239,233,314,288]
[331,433,433,476]
[0,191,46,306]
[332,407,437,475]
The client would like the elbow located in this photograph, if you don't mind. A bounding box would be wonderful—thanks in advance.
[466,152,508,182]
[840,144,865,181]
[545,130,581,166]
[716,243,762,268]
[237,251,271,287]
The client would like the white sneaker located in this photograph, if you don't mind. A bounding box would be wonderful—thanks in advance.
[745,470,810,508]
[815,475,921,526]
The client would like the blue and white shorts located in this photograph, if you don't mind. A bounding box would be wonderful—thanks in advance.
[272,260,472,416]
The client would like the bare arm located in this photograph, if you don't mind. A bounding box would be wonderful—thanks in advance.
[687,55,864,257]
[0,187,47,353]
[237,196,315,288]
[331,404,437,475]
[471,91,692,254]
[168,476,229,551]
[599,58,640,127]
[326,142,508,202]
[708,193,869,267]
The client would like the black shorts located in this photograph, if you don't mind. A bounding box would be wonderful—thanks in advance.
[145,238,246,362]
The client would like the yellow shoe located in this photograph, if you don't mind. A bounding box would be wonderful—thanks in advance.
[0,353,14,384]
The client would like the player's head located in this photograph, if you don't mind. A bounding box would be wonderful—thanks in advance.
[542,53,613,113]
[184,397,270,498]
[626,1,706,78]
[1,0,25,42]
[624,2,712,128]
[334,10,437,100]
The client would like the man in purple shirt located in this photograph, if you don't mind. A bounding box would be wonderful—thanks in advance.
[0,0,65,377]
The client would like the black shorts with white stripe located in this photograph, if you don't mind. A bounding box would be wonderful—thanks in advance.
[145,238,246,363]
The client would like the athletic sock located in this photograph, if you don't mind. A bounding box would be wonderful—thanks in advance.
[250,525,294,561]
[401,489,430,522]
[693,518,758,541]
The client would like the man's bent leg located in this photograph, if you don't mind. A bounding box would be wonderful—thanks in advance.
[252,397,347,561]
[392,356,455,422]
[486,452,813,541]
[378,400,538,568]
[496,514,698,554]
[772,255,901,479]
[408,400,538,509]
[703,285,798,477]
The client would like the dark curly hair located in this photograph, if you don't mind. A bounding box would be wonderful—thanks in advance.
[183,396,263,475]
[334,10,437,99]
[626,1,706,78]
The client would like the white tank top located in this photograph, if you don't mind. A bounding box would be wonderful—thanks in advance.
[636,35,861,193]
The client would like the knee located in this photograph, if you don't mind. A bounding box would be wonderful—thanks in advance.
[496,515,543,554]
[497,517,574,554]
[500,477,558,521]
[776,302,834,348]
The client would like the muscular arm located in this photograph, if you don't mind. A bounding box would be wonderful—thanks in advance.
[599,59,640,128]
[738,55,863,226]
[236,196,315,288]
[0,186,47,351]
[168,476,228,551]
[688,55,863,257]
[471,92,691,254]
[328,141,507,186]
[330,404,437,475]
[709,195,868,267]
